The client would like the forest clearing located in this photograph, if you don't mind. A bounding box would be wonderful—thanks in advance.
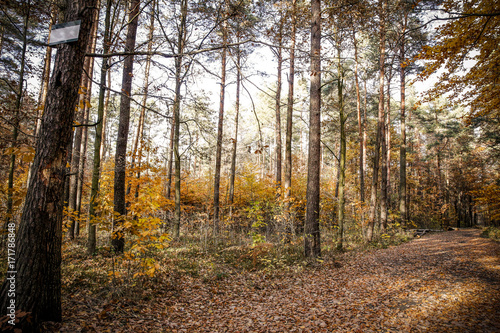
[41,229,500,332]
[1,0,499,331]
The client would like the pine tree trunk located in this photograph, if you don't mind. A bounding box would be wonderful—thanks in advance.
[213,0,228,236]
[284,0,297,225]
[0,0,98,326]
[367,0,387,241]
[172,0,187,239]
[113,0,141,253]
[337,52,346,251]
[88,0,113,255]
[132,0,155,200]
[228,39,241,208]
[304,0,321,258]
[399,37,407,225]
[275,15,283,191]
[68,13,98,238]
[353,30,364,204]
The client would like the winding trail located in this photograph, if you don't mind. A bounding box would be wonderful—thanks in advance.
[59,229,500,332]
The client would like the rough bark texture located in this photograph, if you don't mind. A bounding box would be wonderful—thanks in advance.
[113,0,141,253]
[0,0,97,327]
[304,0,321,258]
[399,33,407,226]
[367,0,386,241]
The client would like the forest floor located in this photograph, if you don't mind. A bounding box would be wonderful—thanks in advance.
[48,229,500,332]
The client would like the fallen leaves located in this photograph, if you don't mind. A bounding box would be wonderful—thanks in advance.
[52,229,500,332]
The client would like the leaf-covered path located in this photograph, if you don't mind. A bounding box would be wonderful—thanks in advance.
[58,229,500,332]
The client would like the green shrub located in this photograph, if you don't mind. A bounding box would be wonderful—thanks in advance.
[481,226,500,242]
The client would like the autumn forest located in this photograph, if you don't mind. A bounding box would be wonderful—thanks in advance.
[0,0,499,331]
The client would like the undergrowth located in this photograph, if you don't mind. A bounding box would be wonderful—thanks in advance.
[481,226,500,242]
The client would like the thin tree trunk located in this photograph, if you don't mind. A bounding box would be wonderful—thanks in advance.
[304,0,321,258]
[213,0,228,236]
[132,0,155,200]
[172,0,188,239]
[399,14,408,227]
[228,38,241,208]
[69,4,99,239]
[353,30,364,204]
[386,65,393,211]
[284,0,297,224]
[275,14,283,191]
[113,0,141,253]
[166,117,175,199]
[88,0,112,255]
[99,70,111,161]
[337,49,346,251]
[36,6,57,138]
[0,0,97,326]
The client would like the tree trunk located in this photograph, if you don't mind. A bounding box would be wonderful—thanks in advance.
[88,0,112,255]
[337,51,346,251]
[0,0,97,326]
[132,0,155,200]
[367,0,387,241]
[166,117,175,199]
[284,0,297,226]
[353,29,364,204]
[213,0,228,236]
[304,0,321,258]
[386,69,392,213]
[399,35,407,226]
[113,0,141,253]
[228,38,241,208]
[36,5,57,138]
[68,11,98,238]
[275,14,283,191]
[172,0,188,239]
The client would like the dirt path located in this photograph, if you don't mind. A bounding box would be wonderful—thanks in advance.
[58,229,500,332]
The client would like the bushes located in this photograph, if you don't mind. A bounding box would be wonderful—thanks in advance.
[481,226,500,242]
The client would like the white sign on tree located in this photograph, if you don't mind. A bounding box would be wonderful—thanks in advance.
[49,20,81,46]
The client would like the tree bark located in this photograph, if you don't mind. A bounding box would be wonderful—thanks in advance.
[304,0,321,258]
[228,37,241,208]
[275,13,283,191]
[0,0,98,326]
[172,0,188,239]
[88,0,113,255]
[337,50,346,251]
[213,0,228,236]
[284,0,297,223]
[113,0,141,253]
[353,29,364,204]
[131,0,155,200]
[367,0,387,241]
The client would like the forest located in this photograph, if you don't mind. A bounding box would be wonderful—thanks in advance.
[0,0,499,331]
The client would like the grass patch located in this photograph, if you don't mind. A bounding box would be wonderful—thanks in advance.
[481,226,500,242]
